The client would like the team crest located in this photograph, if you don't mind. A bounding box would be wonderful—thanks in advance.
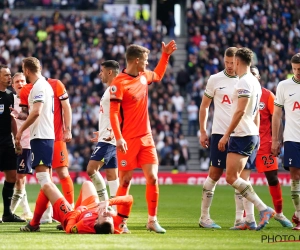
[110,86,117,93]
[140,76,147,85]
[259,102,265,110]
[120,160,127,167]
[0,104,4,114]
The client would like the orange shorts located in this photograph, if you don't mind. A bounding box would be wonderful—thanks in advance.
[255,154,278,173]
[52,140,69,168]
[117,134,158,171]
[52,197,73,225]
[76,195,99,210]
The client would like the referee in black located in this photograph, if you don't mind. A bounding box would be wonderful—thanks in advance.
[0,64,25,223]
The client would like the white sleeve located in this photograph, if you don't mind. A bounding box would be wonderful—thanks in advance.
[236,79,251,98]
[204,76,215,99]
[32,83,45,104]
[274,82,284,107]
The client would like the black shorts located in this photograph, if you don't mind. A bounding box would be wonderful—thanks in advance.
[0,145,17,171]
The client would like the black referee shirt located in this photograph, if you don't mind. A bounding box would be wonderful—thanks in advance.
[0,89,14,146]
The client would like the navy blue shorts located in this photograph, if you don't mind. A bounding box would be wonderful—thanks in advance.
[30,139,54,169]
[283,141,300,169]
[90,142,117,169]
[17,149,33,174]
[210,134,228,169]
[228,136,259,170]
[0,145,17,171]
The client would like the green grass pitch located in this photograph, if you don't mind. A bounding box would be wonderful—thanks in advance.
[0,184,299,250]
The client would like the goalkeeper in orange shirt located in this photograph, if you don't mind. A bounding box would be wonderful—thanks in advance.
[20,180,133,234]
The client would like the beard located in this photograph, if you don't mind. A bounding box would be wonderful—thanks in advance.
[25,75,30,84]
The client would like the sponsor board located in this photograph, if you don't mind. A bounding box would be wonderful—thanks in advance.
[0,172,291,185]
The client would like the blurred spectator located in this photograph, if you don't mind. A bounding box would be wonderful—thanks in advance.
[187,100,198,136]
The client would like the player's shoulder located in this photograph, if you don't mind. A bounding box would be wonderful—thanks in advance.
[278,78,293,86]
[261,87,272,95]
[5,89,13,95]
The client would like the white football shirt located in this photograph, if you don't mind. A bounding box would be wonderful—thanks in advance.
[231,73,261,136]
[274,77,300,142]
[98,87,116,145]
[204,70,239,134]
[28,78,55,140]
[14,95,30,148]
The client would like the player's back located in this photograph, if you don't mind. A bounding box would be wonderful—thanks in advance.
[258,88,274,153]
[47,78,67,141]
[99,87,116,145]
[110,71,151,139]
[231,73,261,136]
[28,78,55,140]
[204,70,238,134]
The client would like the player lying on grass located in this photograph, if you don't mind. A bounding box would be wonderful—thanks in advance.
[20,181,133,234]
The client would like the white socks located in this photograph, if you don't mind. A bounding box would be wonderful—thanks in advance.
[108,178,119,198]
[89,172,109,201]
[201,177,217,220]
[10,188,25,213]
[291,180,300,218]
[232,178,267,212]
[234,189,244,222]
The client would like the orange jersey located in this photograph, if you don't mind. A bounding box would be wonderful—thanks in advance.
[19,79,68,141]
[65,195,133,234]
[110,53,170,140]
[258,88,275,154]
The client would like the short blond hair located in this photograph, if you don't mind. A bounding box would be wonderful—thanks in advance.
[12,72,25,84]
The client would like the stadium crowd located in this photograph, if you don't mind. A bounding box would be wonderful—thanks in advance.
[1,0,299,171]
[0,3,189,171]
[186,0,300,168]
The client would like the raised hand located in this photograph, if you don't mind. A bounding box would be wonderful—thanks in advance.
[161,40,177,55]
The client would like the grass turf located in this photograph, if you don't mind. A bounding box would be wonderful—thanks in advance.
[0,184,299,250]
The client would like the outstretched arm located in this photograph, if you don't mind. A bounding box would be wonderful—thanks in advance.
[151,40,177,82]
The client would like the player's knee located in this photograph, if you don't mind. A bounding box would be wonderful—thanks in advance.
[146,175,158,185]
[36,172,51,187]
[225,175,235,185]
[265,171,279,186]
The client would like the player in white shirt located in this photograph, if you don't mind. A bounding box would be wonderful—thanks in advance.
[10,73,33,220]
[86,61,120,208]
[199,47,253,229]
[272,53,300,230]
[218,48,275,231]
[15,57,55,224]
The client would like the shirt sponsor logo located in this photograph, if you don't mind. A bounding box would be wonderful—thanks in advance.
[34,94,43,99]
[84,212,92,218]
[140,75,147,85]
[0,104,4,114]
[237,89,250,95]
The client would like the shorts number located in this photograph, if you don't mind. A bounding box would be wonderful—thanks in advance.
[19,159,25,168]
[92,146,101,156]
[261,155,274,166]
[60,151,65,162]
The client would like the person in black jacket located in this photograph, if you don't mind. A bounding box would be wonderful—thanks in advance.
[0,64,25,223]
